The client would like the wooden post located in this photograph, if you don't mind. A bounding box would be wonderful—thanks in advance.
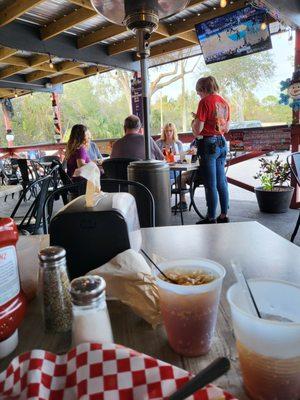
[1,100,14,147]
[290,28,300,208]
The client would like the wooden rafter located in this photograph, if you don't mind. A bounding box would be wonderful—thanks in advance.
[108,29,198,56]
[0,47,18,61]
[0,65,28,79]
[25,69,55,82]
[40,7,95,40]
[0,0,45,27]
[77,25,126,49]
[68,0,94,10]
[29,54,50,67]
[51,74,83,85]
[147,38,195,59]
[1,55,30,67]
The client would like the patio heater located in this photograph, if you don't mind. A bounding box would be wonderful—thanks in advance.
[91,0,190,226]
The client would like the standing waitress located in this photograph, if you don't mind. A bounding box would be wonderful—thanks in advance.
[192,76,230,224]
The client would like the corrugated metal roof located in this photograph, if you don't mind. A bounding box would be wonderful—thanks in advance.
[18,0,76,27]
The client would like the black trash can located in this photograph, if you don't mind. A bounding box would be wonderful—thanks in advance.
[128,160,171,227]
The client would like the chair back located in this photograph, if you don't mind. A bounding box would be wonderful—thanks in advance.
[287,152,300,187]
[43,181,86,233]
[102,158,139,180]
[101,178,155,228]
[39,155,61,163]
[11,175,53,234]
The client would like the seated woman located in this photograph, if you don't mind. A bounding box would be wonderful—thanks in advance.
[156,122,183,155]
[86,130,103,164]
[66,124,90,179]
[156,122,183,186]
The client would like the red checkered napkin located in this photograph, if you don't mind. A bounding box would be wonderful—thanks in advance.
[0,343,238,400]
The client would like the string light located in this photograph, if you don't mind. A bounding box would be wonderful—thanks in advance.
[96,65,100,75]
[260,21,267,30]
[288,29,293,41]
[48,53,54,69]
[14,91,18,98]
[220,0,227,8]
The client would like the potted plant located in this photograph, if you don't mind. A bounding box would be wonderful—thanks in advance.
[254,156,293,213]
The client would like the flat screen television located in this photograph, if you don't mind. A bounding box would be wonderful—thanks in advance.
[195,5,272,65]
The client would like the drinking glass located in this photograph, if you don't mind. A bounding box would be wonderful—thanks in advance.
[155,259,225,356]
[227,279,300,400]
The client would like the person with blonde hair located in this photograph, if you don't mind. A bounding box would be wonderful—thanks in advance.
[66,124,90,178]
[156,122,184,154]
[191,76,230,224]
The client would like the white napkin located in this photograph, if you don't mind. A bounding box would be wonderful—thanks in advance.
[87,249,161,327]
[73,162,101,207]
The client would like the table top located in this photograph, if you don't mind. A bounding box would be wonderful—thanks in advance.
[168,162,198,171]
[1,222,300,400]
[0,184,23,198]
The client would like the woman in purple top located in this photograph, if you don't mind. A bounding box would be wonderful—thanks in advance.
[66,124,91,178]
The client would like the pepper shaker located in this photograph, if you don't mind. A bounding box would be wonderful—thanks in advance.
[38,246,72,333]
[70,275,114,346]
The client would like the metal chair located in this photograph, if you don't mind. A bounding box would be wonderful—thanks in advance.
[10,165,59,235]
[102,157,139,180]
[39,155,61,163]
[287,152,300,242]
[101,178,155,228]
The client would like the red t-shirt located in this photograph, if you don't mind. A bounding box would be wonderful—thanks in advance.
[196,94,230,136]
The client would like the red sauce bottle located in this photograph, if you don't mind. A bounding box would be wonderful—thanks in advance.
[0,218,26,358]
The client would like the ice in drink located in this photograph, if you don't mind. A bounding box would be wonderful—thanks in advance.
[155,259,226,357]
[227,279,300,400]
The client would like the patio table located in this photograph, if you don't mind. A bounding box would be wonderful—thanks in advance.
[0,184,23,199]
[169,162,202,224]
[1,222,300,400]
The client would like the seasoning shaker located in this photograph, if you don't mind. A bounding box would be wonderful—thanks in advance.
[38,246,72,333]
[70,275,114,346]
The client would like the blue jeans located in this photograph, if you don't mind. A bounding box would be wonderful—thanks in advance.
[198,136,229,219]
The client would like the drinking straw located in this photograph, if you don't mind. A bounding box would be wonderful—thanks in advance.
[231,262,261,318]
[140,249,178,284]
[169,357,230,400]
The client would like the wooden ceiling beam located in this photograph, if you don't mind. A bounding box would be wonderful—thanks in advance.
[84,65,110,75]
[147,38,195,59]
[40,7,96,40]
[25,69,54,82]
[77,24,126,49]
[0,0,45,27]
[0,65,28,79]
[0,55,30,67]
[55,60,83,72]
[178,31,198,44]
[169,0,246,35]
[68,0,94,10]
[29,54,50,67]
[108,29,199,56]
[51,74,81,85]
[0,47,18,61]
[108,32,163,56]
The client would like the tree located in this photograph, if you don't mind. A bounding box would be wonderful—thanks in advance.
[197,52,276,121]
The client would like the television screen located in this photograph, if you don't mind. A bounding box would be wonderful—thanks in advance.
[195,6,272,65]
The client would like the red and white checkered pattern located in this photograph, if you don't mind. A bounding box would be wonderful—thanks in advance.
[0,343,238,400]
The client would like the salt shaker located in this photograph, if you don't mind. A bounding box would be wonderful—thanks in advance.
[70,275,114,346]
[38,246,72,333]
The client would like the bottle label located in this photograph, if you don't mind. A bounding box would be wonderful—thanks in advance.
[0,245,20,306]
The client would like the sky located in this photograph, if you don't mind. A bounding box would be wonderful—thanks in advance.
[151,30,295,102]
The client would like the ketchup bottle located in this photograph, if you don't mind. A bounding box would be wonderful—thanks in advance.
[0,218,26,358]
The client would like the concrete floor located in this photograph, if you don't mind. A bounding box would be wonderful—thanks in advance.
[1,152,299,246]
